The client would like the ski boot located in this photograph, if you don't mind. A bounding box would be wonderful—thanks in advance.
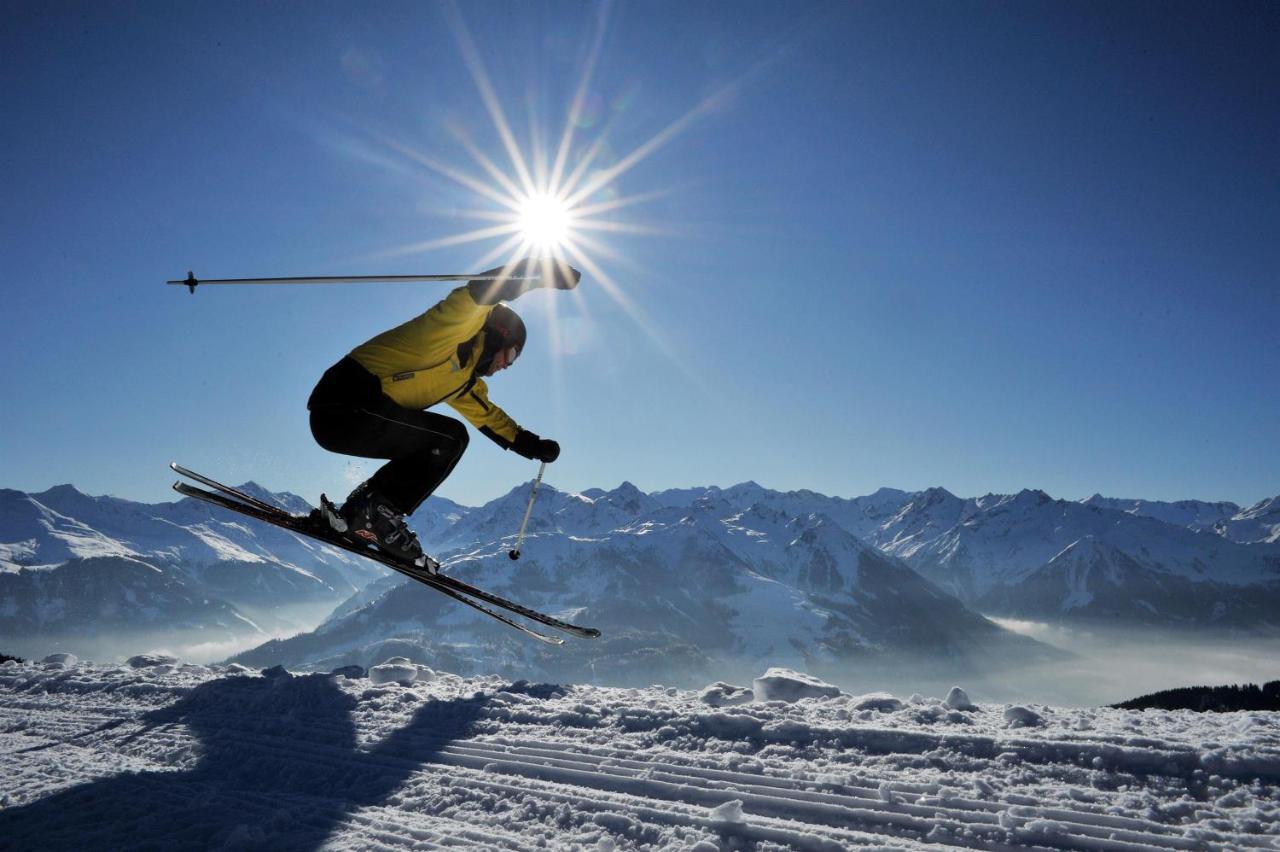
[338,483,434,571]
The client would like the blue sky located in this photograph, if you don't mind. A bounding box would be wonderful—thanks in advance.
[2,1,1277,509]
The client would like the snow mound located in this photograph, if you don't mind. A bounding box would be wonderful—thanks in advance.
[369,657,419,686]
[708,799,746,824]
[127,654,178,669]
[41,653,77,667]
[752,668,842,703]
[945,686,976,711]
[1004,705,1044,727]
[698,682,754,707]
[853,692,904,712]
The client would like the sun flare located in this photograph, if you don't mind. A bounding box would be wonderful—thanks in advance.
[516,192,574,253]
[360,3,748,381]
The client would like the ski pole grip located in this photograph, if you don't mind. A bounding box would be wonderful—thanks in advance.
[508,461,547,560]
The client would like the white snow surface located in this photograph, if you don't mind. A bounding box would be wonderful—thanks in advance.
[2,659,1278,850]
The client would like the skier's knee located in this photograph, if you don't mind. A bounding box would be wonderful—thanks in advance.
[441,418,469,457]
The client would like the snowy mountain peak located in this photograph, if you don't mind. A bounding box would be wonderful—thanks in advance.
[1239,495,1280,518]
[917,486,958,505]
[787,511,874,554]
[723,480,768,500]
[598,481,652,510]
[1077,493,1244,532]
[36,484,87,499]
[974,488,1054,512]
[868,486,909,501]
[884,487,964,530]
[492,480,563,507]
[1220,494,1280,544]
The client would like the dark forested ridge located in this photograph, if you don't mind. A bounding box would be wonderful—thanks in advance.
[1113,680,1280,712]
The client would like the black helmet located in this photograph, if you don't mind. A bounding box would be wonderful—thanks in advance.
[482,303,526,360]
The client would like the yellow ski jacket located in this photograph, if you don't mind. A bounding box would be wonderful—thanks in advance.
[348,286,520,443]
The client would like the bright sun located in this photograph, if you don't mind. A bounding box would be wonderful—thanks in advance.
[371,5,739,319]
[516,192,574,252]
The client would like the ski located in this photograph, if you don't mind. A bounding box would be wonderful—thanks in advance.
[171,462,306,518]
[172,480,564,645]
[168,464,601,641]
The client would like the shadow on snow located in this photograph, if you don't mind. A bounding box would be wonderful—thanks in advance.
[0,672,491,850]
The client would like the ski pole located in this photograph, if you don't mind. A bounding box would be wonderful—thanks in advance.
[508,461,547,560]
[167,270,542,294]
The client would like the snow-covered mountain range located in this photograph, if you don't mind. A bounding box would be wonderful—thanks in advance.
[4,478,1278,679]
[230,480,1280,689]
[236,485,1057,689]
[405,480,1280,630]
[849,487,1280,624]
[0,484,382,657]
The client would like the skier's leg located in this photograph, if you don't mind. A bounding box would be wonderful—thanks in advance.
[310,400,469,513]
[307,357,470,565]
[350,404,469,513]
[309,356,471,512]
[309,404,455,565]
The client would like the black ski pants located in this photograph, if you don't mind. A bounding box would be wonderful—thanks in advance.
[308,357,468,514]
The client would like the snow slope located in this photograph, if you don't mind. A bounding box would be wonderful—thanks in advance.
[1,657,1277,850]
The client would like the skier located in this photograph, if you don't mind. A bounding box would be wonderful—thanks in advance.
[306,257,581,567]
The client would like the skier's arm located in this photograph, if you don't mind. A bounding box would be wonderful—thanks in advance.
[448,379,520,445]
[468,258,581,305]
[448,380,560,462]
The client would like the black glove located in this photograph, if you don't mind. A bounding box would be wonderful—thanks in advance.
[512,429,560,463]
[469,258,581,304]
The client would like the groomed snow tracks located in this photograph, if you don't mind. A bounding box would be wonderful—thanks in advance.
[2,664,1277,850]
